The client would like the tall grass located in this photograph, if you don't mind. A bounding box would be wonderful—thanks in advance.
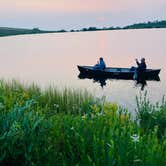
[136,92,166,138]
[0,80,165,165]
[0,80,93,116]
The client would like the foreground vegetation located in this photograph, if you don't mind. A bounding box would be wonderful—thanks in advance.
[0,80,165,165]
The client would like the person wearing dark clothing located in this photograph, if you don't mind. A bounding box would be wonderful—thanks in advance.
[94,57,106,70]
[133,58,147,80]
[136,58,147,72]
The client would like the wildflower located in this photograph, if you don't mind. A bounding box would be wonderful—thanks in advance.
[131,134,140,143]
[82,114,87,119]
[70,127,74,131]
[131,134,140,149]
[133,159,142,163]
[97,112,103,116]
[0,102,4,109]
[54,104,59,109]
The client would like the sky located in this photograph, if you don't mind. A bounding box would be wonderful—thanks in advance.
[0,0,166,30]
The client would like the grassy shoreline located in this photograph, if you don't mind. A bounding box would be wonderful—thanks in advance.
[1,27,166,38]
[0,27,57,37]
[0,80,165,165]
[1,20,166,37]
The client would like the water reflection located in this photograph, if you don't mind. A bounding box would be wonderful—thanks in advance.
[134,78,147,91]
[135,75,160,90]
[0,29,165,111]
[78,73,160,90]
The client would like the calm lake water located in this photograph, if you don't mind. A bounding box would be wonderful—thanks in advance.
[0,29,166,112]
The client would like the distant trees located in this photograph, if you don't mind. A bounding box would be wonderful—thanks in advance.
[81,27,99,31]
[0,20,166,37]
[123,20,166,29]
[27,20,166,35]
[79,20,166,32]
[56,29,67,33]
[32,28,41,33]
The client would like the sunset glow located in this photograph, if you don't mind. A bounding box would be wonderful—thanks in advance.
[0,0,165,29]
[1,0,166,13]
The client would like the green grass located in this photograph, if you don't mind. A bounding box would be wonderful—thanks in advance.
[136,92,166,138]
[0,80,165,166]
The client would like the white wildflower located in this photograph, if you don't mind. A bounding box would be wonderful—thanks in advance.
[54,104,59,108]
[131,134,140,143]
[131,134,140,149]
[82,114,87,119]
[70,127,74,131]
[0,102,4,109]
[98,112,103,116]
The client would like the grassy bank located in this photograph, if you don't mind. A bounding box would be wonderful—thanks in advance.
[0,80,165,165]
[0,27,57,37]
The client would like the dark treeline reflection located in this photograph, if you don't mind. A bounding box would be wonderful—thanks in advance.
[78,73,160,91]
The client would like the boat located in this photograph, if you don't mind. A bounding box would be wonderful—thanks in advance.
[77,65,160,80]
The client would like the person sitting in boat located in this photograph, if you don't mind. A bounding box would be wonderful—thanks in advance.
[94,57,106,70]
[136,58,147,72]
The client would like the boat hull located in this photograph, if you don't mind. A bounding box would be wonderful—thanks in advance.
[77,65,160,80]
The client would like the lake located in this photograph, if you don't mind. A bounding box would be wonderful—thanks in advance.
[0,29,166,112]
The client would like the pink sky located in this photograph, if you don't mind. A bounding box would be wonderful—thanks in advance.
[0,0,165,29]
[1,0,166,13]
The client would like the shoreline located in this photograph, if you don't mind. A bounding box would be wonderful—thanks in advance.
[0,27,166,38]
[1,19,166,37]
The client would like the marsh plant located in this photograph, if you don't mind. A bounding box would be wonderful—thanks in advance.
[136,92,166,138]
[0,80,165,166]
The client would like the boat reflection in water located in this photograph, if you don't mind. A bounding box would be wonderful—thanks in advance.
[77,65,160,90]
[78,73,160,90]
